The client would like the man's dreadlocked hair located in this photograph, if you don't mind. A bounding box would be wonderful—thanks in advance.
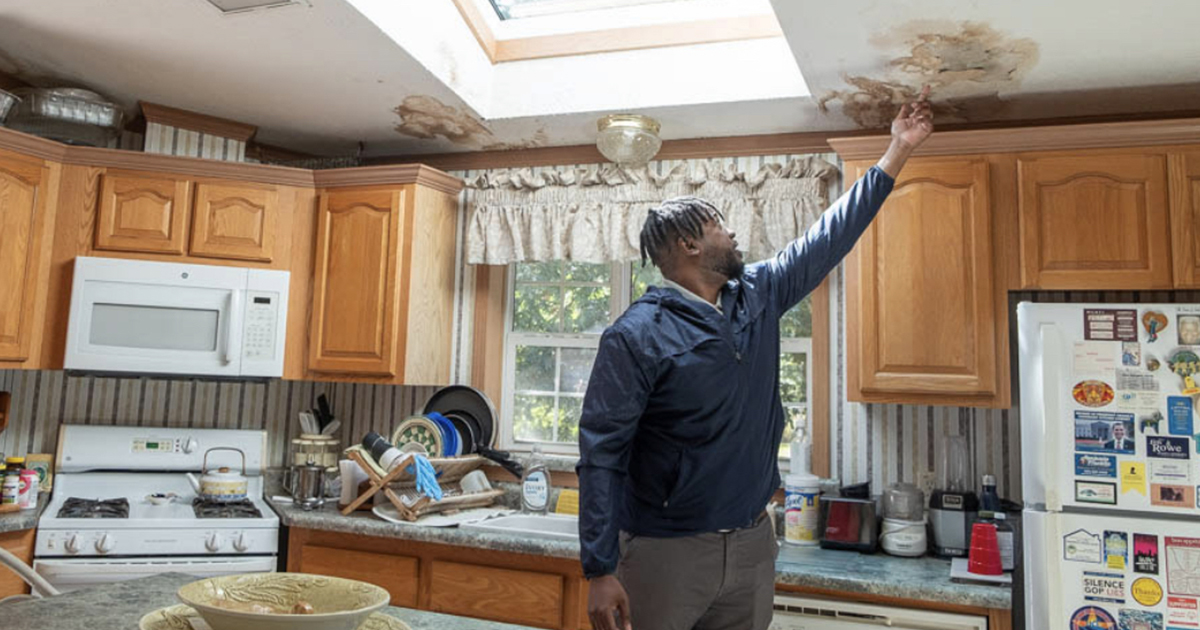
[639,196,725,269]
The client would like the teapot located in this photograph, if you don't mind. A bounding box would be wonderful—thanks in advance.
[187,447,249,503]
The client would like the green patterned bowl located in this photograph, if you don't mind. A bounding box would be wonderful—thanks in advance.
[177,573,389,630]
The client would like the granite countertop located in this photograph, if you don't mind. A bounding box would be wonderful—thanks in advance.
[2,573,540,630]
[268,498,1011,610]
[0,494,47,534]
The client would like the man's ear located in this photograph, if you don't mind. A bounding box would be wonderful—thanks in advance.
[677,236,701,257]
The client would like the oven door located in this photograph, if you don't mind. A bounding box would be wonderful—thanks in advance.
[32,556,276,593]
[65,257,246,377]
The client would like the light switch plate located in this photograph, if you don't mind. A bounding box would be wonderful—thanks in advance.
[917,471,937,501]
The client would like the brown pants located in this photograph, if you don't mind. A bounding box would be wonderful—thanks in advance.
[617,516,778,630]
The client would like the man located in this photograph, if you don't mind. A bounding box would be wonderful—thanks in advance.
[575,88,934,630]
[1104,423,1134,452]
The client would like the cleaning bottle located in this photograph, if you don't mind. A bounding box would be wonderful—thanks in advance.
[522,444,550,515]
[785,427,820,545]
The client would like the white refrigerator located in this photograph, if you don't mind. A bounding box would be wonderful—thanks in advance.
[1020,303,1200,630]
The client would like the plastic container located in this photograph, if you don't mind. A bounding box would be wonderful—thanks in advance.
[1,472,19,505]
[18,469,38,510]
[976,511,1015,571]
[785,428,820,545]
[521,445,549,514]
[967,521,1003,575]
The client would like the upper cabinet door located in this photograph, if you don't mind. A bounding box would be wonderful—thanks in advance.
[0,153,48,361]
[190,181,278,262]
[1169,151,1200,288]
[1018,151,1172,289]
[846,158,998,400]
[308,187,406,376]
[95,169,191,255]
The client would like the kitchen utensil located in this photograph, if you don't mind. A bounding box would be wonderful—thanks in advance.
[0,391,10,433]
[477,445,525,479]
[0,88,19,123]
[317,394,333,428]
[286,462,327,510]
[930,435,979,558]
[291,434,339,468]
[444,412,478,455]
[321,420,341,436]
[390,416,443,458]
[879,517,928,557]
[299,411,319,435]
[423,385,496,450]
[186,448,249,503]
[882,483,925,521]
[139,604,411,630]
[177,573,390,630]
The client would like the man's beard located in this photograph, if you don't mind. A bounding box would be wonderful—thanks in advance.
[708,248,744,280]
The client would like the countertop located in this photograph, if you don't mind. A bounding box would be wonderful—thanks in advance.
[268,498,1011,610]
[1,573,541,630]
[0,494,46,534]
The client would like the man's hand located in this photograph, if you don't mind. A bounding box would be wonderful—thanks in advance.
[588,575,632,630]
[878,85,935,178]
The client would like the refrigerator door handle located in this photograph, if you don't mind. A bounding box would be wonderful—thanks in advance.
[1040,323,1065,511]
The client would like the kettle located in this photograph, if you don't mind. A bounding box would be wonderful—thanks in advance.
[187,447,249,503]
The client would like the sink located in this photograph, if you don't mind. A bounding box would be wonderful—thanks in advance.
[459,513,579,541]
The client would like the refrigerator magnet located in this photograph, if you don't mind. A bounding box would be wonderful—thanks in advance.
[1077,481,1118,505]
[1180,314,1200,346]
[1137,410,1165,434]
[1065,529,1103,564]
[1131,577,1164,607]
[1123,342,1142,367]
[1168,597,1199,627]
[1085,308,1138,341]
[1164,536,1200,597]
[1143,310,1169,343]
[1122,462,1147,496]
[1134,534,1160,575]
[1070,606,1116,630]
[1146,436,1189,460]
[1106,531,1130,571]
[1076,453,1118,479]
[1082,571,1126,604]
[1149,484,1193,508]
[1075,380,1117,407]
[1117,609,1162,630]
[1116,369,1159,392]
[1167,397,1194,436]
[1119,392,1161,411]
[1076,411,1136,454]
[1149,459,1190,484]
[1146,355,1161,372]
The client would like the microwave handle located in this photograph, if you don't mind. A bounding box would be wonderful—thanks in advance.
[224,290,243,365]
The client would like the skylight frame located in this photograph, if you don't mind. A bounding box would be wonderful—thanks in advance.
[488,0,693,21]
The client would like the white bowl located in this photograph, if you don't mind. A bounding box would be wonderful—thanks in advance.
[177,573,389,630]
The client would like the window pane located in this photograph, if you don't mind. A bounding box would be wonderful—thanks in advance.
[779,352,808,403]
[559,396,584,443]
[781,296,812,338]
[513,394,557,442]
[564,286,611,333]
[631,263,663,299]
[565,262,609,283]
[515,346,556,391]
[516,261,563,283]
[560,348,598,393]
[514,286,562,332]
[778,405,809,459]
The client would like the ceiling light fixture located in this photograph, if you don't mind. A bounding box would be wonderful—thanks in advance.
[596,114,661,167]
[205,0,306,14]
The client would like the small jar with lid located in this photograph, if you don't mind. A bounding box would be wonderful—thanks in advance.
[5,457,25,474]
[1,470,19,505]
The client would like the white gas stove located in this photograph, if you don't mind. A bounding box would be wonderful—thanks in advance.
[34,425,280,592]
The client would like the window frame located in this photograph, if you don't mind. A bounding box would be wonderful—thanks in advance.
[497,261,830,474]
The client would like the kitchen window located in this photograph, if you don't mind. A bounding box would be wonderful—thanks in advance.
[501,260,815,458]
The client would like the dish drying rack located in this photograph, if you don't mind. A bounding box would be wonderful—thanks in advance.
[341,449,503,521]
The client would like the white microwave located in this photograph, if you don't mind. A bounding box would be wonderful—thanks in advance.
[65,257,290,378]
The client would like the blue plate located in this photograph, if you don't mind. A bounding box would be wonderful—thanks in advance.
[426,412,459,457]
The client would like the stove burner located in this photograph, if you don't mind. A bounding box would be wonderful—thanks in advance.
[192,498,263,519]
[57,497,130,519]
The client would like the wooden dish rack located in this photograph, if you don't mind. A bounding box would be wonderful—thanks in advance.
[341,450,504,522]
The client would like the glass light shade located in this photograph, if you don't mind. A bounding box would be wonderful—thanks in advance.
[596,114,662,167]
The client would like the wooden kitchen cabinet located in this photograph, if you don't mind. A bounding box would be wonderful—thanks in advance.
[95,169,191,255]
[845,157,1003,406]
[294,543,419,607]
[0,529,35,598]
[1169,150,1200,288]
[308,183,458,384]
[1017,149,1172,289]
[430,560,565,628]
[0,150,53,363]
[189,180,278,262]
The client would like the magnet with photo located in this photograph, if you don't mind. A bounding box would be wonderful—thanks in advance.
[1117,608,1162,630]
[1144,310,1169,343]
[1149,484,1193,508]
[1122,342,1141,366]
[1180,314,1200,346]
[1076,411,1136,453]
[1134,534,1159,574]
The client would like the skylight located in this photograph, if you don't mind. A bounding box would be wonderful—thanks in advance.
[488,0,700,21]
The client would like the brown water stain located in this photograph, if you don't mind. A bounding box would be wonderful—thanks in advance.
[393,95,547,150]
[819,21,1039,128]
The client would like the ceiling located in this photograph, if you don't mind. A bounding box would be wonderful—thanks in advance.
[1,0,1198,158]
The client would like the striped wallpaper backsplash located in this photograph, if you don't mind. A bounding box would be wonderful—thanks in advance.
[0,369,438,468]
[143,121,247,162]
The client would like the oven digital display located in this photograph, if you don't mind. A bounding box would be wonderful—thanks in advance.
[132,439,176,453]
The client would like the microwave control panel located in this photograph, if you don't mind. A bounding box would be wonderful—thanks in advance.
[243,291,280,360]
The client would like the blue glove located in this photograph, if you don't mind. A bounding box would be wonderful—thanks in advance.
[406,454,444,501]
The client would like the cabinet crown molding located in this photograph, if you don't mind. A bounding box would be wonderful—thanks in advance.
[829,117,1200,161]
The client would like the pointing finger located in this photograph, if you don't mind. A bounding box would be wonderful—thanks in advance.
[917,84,931,102]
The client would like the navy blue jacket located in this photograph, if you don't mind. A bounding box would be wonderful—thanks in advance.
[576,166,896,578]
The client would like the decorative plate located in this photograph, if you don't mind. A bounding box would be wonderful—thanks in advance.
[139,604,411,630]
[391,416,443,457]
[1169,349,1200,377]
[1073,380,1114,407]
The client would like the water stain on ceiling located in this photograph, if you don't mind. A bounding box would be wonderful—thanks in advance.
[819,21,1039,128]
[393,94,547,150]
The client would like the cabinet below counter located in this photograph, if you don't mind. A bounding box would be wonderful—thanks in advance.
[271,499,1011,630]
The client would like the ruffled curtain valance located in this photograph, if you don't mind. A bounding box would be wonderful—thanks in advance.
[465,156,839,265]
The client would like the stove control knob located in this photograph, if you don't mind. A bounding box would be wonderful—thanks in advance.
[233,533,249,552]
[95,534,115,554]
[65,534,81,554]
[205,533,222,552]
[183,438,199,454]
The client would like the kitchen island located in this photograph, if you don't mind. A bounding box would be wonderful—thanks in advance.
[1,573,542,630]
